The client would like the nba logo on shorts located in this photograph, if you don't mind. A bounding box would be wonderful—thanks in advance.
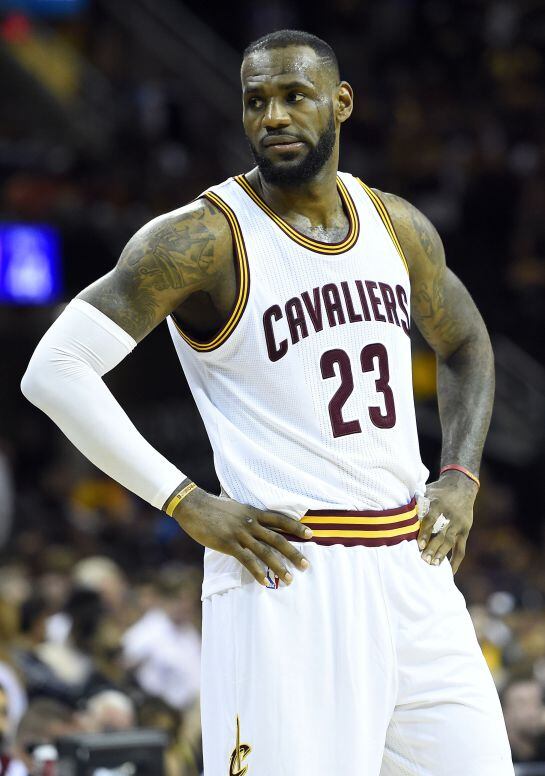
[265,569,279,589]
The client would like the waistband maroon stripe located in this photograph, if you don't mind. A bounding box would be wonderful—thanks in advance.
[302,528,420,548]
[282,497,420,548]
[304,496,417,518]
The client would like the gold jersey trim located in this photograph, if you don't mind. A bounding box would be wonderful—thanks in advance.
[357,179,410,275]
[235,174,360,254]
[170,191,250,352]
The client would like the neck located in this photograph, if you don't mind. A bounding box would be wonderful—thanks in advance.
[251,152,342,228]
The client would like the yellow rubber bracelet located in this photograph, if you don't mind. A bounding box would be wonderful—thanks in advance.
[164,481,197,517]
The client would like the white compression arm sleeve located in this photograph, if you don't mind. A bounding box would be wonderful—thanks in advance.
[21,299,185,509]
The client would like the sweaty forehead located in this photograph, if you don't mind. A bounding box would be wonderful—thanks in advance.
[241,46,326,89]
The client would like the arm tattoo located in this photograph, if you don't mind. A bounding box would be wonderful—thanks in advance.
[413,272,461,347]
[80,200,228,341]
[376,189,495,476]
[378,191,467,351]
[408,203,440,264]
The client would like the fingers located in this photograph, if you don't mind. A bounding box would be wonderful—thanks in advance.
[226,508,313,587]
[231,547,270,586]
[254,525,310,571]
[243,536,294,585]
[450,537,466,574]
[417,499,453,564]
[260,509,313,541]
[420,526,457,566]
[417,505,441,552]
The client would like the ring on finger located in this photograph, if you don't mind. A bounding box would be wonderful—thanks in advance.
[432,512,450,534]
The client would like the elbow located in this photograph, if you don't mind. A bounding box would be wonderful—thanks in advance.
[443,327,494,372]
[472,326,494,369]
[21,359,45,408]
[21,352,57,411]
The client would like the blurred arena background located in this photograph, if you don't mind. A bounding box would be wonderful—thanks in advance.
[1,0,545,773]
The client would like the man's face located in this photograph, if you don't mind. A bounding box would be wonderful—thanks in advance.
[242,45,350,186]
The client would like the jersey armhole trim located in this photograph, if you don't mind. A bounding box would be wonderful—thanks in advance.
[356,179,410,275]
[169,192,250,352]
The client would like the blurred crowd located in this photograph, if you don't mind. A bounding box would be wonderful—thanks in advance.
[1,0,545,773]
[0,534,204,774]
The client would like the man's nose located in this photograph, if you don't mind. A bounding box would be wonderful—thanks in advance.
[262,98,290,129]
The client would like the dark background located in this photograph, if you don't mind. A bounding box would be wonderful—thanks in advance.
[1,0,545,773]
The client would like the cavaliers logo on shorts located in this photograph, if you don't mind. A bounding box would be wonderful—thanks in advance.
[229,715,251,775]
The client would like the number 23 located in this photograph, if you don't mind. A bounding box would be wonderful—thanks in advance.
[320,344,396,438]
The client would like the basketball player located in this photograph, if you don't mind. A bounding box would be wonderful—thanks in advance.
[22,30,514,775]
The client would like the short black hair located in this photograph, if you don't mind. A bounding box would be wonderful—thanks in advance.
[243,30,340,83]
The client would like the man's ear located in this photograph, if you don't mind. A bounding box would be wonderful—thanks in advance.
[337,81,353,123]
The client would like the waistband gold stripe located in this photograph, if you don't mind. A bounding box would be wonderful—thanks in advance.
[301,506,418,526]
[357,179,409,275]
[171,191,249,352]
[309,521,419,539]
[235,174,359,255]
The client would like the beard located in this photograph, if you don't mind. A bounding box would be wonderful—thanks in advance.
[248,113,336,187]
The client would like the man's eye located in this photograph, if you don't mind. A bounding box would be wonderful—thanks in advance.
[248,97,264,109]
[287,93,304,103]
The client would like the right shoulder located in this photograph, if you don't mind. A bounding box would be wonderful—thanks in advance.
[123,196,233,278]
[78,197,234,341]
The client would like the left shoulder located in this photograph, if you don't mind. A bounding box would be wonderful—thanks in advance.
[371,188,446,276]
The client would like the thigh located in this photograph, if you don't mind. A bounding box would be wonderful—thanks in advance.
[201,544,395,776]
[380,693,514,776]
[380,545,514,776]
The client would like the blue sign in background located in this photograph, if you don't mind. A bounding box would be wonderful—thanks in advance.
[0,0,88,17]
[0,224,62,304]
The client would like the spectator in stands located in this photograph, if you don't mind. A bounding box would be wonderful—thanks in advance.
[13,590,111,705]
[122,572,201,711]
[73,557,128,618]
[0,601,26,742]
[84,690,135,733]
[0,685,15,775]
[0,684,24,776]
[11,595,75,704]
[12,698,81,774]
[502,677,545,763]
[138,696,202,776]
[47,557,128,645]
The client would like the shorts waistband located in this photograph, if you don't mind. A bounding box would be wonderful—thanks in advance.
[285,497,419,548]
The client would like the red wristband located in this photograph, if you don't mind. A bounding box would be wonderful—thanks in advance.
[440,464,480,489]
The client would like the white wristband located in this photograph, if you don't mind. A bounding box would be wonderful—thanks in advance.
[21,299,185,509]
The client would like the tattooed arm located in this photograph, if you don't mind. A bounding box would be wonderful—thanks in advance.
[375,190,494,572]
[22,197,311,586]
[78,197,232,340]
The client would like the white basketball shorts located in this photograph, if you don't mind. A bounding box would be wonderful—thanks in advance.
[201,536,513,775]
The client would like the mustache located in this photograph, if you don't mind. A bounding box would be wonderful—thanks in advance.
[261,130,303,142]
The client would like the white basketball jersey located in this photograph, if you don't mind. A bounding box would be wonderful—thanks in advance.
[167,171,429,596]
